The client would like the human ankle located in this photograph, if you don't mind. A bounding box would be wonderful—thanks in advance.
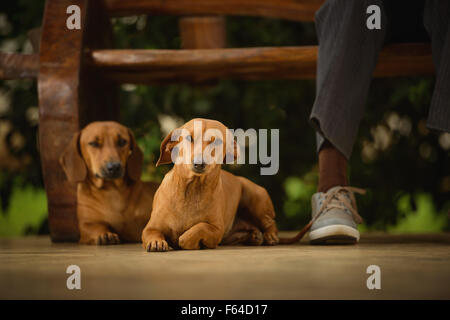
[317,140,348,193]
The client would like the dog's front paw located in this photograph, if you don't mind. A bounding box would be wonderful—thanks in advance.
[263,230,279,245]
[144,239,169,252]
[95,232,120,245]
[178,232,201,250]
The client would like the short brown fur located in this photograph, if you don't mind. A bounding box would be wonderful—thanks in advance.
[141,118,279,251]
[60,121,159,245]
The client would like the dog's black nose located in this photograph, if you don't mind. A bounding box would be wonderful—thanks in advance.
[193,163,206,170]
[105,162,122,175]
[192,162,206,173]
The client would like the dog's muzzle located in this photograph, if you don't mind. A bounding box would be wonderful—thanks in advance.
[101,161,124,179]
[192,162,206,174]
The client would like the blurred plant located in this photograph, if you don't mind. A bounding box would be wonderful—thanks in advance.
[0,1,44,214]
[388,193,448,233]
[282,172,317,228]
[0,183,47,236]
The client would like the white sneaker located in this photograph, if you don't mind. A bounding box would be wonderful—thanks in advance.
[309,186,365,244]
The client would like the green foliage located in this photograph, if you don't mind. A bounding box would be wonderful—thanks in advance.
[137,126,166,182]
[283,174,316,221]
[0,1,44,213]
[388,193,448,233]
[0,184,47,236]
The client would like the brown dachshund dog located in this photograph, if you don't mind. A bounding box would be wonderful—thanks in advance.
[60,121,159,245]
[141,118,279,252]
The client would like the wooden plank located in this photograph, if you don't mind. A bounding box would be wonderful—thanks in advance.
[90,46,318,83]
[2,234,450,299]
[104,0,324,22]
[373,42,434,77]
[89,43,434,83]
[0,53,39,79]
[0,28,40,80]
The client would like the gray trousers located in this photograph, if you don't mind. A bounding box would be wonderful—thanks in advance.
[310,0,450,159]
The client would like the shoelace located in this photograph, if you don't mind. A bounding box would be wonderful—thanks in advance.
[312,186,366,224]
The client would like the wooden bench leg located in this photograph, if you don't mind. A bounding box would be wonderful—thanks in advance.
[179,16,226,84]
[179,16,226,49]
[38,0,117,242]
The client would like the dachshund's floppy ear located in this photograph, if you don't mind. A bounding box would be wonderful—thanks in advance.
[156,129,180,167]
[59,131,87,183]
[126,129,143,181]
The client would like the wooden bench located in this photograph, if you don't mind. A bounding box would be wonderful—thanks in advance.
[0,0,434,242]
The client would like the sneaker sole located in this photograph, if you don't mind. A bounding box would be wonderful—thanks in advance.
[309,225,360,245]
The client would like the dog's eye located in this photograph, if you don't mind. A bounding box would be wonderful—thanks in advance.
[185,135,193,142]
[117,138,128,147]
[88,141,100,148]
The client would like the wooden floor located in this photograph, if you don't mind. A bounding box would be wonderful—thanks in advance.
[1,233,449,300]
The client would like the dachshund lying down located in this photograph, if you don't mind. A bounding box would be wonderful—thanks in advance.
[60,121,159,245]
[141,118,285,252]
[60,120,308,248]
